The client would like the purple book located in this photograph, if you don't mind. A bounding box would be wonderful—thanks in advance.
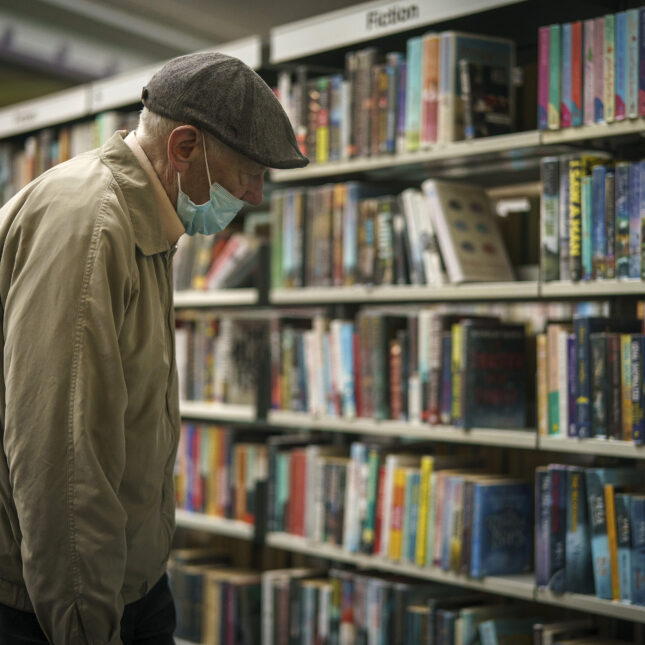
[538,26,550,129]
[567,333,577,437]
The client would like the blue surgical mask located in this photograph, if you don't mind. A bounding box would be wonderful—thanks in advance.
[176,135,244,236]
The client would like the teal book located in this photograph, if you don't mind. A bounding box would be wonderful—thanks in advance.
[405,36,423,152]
[585,467,645,599]
[402,469,420,563]
[549,24,561,130]
[615,492,633,603]
[581,175,593,280]
[605,14,616,123]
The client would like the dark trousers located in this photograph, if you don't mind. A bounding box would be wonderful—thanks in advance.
[0,573,176,644]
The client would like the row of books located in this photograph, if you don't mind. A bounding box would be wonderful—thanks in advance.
[271,178,515,290]
[276,31,514,164]
[536,317,645,441]
[174,230,262,292]
[171,550,636,645]
[267,436,532,579]
[175,423,268,524]
[536,465,645,607]
[271,309,527,429]
[538,9,645,131]
[540,154,645,283]
[169,548,261,645]
[0,110,137,203]
[175,314,269,405]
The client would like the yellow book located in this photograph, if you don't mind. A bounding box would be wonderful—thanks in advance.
[207,428,219,516]
[388,467,407,561]
[621,335,633,441]
[451,323,462,423]
[415,456,434,566]
[604,483,620,601]
[536,333,548,436]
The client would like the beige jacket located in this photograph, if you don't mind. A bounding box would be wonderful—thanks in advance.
[0,132,181,643]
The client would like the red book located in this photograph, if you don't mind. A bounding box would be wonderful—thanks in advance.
[373,465,386,555]
[389,339,402,420]
[289,449,307,536]
[571,21,583,126]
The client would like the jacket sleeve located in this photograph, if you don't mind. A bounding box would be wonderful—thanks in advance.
[2,187,135,644]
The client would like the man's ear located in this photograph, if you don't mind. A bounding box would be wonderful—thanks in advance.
[167,125,201,174]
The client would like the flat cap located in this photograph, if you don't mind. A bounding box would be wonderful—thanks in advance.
[141,52,309,169]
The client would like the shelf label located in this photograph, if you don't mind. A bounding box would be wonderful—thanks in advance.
[365,4,420,31]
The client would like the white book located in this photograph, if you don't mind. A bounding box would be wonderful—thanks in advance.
[414,190,446,285]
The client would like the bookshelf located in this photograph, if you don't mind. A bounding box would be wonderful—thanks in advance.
[174,288,259,308]
[179,401,257,423]
[175,509,255,540]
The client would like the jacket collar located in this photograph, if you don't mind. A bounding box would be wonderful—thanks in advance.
[99,131,170,256]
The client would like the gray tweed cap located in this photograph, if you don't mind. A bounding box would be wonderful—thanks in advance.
[141,52,309,169]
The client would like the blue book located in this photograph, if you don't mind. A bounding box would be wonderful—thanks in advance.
[340,321,356,418]
[616,11,628,120]
[575,316,642,438]
[385,53,403,154]
[591,165,607,279]
[403,469,420,563]
[632,335,645,445]
[548,464,567,592]
[581,175,593,280]
[627,9,639,119]
[405,36,423,152]
[328,74,344,161]
[564,466,594,594]
[561,23,573,127]
[535,467,551,588]
[567,334,577,437]
[615,162,631,278]
[630,494,645,605]
[343,183,360,284]
[615,492,633,603]
[586,468,645,599]
[630,162,642,279]
[470,479,532,578]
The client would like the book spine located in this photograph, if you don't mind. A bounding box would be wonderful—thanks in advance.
[385,54,400,154]
[547,325,561,435]
[608,334,623,439]
[537,333,549,436]
[575,318,592,438]
[565,467,594,594]
[605,13,616,123]
[440,332,452,425]
[469,484,484,578]
[641,160,645,281]
[568,334,577,437]
[582,175,593,280]
[615,492,633,603]
[584,20,595,125]
[548,465,567,591]
[421,34,440,146]
[622,334,634,441]
[396,61,407,155]
[561,23,573,128]
[415,456,433,566]
[538,26,550,130]
[640,9,645,117]
[615,162,631,278]
[438,33,455,143]
[405,37,423,152]
[549,24,561,129]
[590,333,608,438]
[535,468,551,588]
[426,471,438,567]
[605,484,621,601]
[388,468,406,561]
[631,162,642,278]
[630,496,645,605]
[634,336,645,444]
[451,323,463,426]
[627,10,639,119]
[572,21,583,126]
[559,156,571,281]
[595,17,605,123]
[605,170,616,279]
[361,448,380,554]
[591,165,607,279]
[616,12,628,121]
[540,156,560,281]
[569,156,583,281]
[329,74,343,162]
[558,330,569,437]
[586,469,612,598]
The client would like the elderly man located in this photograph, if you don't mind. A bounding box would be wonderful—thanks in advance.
[0,52,307,644]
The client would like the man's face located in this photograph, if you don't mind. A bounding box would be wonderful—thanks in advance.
[181,135,266,207]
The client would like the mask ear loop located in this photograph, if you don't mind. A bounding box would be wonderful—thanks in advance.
[202,134,213,186]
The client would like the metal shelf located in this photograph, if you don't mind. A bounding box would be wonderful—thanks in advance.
[271,131,541,182]
[540,118,645,145]
[179,401,256,423]
[175,509,254,539]
[540,279,645,298]
[267,410,536,449]
[174,289,259,308]
[269,281,540,304]
[269,0,525,63]
[538,436,645,459]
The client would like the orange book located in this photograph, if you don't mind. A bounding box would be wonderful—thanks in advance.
[604,483,620,601]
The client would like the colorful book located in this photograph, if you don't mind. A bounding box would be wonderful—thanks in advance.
[632,334,645,444]
[640,8,645,117]
[571,21,583,126]
[549,24,561,130]
[560,23,573,129]
[568,156,583,281]
[548,464,567,592]
[538,26,550,130]
[630,494,645,605]
[615,162,631,278]
[621,334,633,441]
[615,11,628,121]
[565,466,594,594]
[405,36,423,152]
[591,164,607,279]
[615,492,633,603]
[535,467,551,588]
[415,455,434,566]
[627,9,639,119]
[594,16,605,123]
[581,174,593,280]
[604,13,616,123]
[583,19,595,125]
[540,156,560,281]
[605,483,621,601]
[630,161,641,279]
[605,170,616,278]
